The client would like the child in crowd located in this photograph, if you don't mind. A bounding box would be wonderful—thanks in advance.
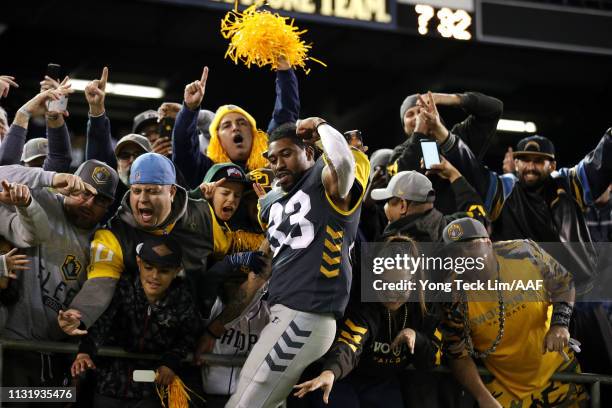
[72,236,202,408]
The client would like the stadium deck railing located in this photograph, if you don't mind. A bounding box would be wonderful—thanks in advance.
[0,338,610,408]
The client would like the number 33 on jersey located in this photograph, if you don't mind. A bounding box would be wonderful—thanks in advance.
[258,152,370,318]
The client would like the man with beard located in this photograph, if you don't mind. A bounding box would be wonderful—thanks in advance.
[0,160,117,387]
[419,84,611,290]
[439,218,585,408]
[224,119,369,408]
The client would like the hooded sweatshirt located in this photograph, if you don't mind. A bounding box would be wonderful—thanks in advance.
[0,165,92,341]
[70,185,232,328]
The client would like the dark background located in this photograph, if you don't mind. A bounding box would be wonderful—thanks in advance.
[2,0,611,172]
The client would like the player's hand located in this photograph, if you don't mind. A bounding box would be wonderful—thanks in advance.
[194,332,216,366]
[52,173,97,196]
[296,117,327,145]
[84,67,108,116]
[391,327,417,354]
[293,370,335,403]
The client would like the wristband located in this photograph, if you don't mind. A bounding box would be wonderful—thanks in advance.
[551,302,573,327]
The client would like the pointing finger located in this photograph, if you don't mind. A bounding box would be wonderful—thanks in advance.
[100,66,108,90]
[200,66,209,85]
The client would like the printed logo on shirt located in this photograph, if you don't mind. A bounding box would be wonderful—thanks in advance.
[219,328,259,353]
[61,255,82,280]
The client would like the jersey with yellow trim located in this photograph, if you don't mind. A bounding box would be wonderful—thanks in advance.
[87,188,232,316]
[258,150,369,318]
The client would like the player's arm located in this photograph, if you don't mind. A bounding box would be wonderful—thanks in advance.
[296,117,370,212]
[65,229,124,330]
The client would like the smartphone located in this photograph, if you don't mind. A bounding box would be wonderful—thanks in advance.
[159,117,175,139]
[46,63,62,81]
[45,63,68,113]
[420,139,441,169]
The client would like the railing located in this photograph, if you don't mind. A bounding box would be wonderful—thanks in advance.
[1,338,611,408]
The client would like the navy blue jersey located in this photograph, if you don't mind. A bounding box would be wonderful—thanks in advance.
[258,151,369,318]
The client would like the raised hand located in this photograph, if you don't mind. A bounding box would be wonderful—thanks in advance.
[157,102,182,122]
[184,67,208,110]
[296,117,327,144]
[418,92,448,142]
[19,86,74,119]
[0,75,19,98]
[84,67,108,116]
[253,182,267,198]
[52,173,97,196]
[199,177,226,201]
[424,156,461,182]
[0,180,32,207]
[502,147,516,174]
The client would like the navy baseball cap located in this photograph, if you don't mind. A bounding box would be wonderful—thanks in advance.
[136,236,182,268]
[129,153,176,185]
[514,136,555,160]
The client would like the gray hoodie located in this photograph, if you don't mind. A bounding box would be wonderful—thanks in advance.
[0,165,92,341]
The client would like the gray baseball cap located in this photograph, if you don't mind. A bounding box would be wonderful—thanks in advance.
[21,138,48,163]
[371,170,435,203]
[132,110,158,134]
[369,148,393,176]
[114,134,152,157]
[443,218,489,243]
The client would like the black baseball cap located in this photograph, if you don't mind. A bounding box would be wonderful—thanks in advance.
[443,218,489,244]
[203,163,250,185]
[514,136,555,160]
[132,110,159,134]
[74,160,119,200]
[136,236,182,268]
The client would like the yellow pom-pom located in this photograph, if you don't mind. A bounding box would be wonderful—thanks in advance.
[157,376,206,408]
[221,0,326,73]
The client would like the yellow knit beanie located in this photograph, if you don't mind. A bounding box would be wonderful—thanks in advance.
[207,104,269,171]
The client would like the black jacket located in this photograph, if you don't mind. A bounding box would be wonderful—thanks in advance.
[322,302,439,381]
[390,92,503,215]
[79,275,203,400]
[443,128,612,290]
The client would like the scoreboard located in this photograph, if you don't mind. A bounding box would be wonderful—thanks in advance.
[150,0,612,55]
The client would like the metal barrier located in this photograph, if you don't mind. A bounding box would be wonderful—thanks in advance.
[1,338,611,407]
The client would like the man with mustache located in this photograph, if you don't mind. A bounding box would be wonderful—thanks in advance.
[224,119,370,408]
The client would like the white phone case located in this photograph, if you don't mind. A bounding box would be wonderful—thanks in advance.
[47,95,68,113]
[132,369,156,382]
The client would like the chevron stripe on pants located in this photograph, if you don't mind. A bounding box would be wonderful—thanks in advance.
[225,304,336,408]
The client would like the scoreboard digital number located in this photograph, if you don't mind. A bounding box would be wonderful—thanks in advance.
[398,2,474,40]
[414,4,472,40]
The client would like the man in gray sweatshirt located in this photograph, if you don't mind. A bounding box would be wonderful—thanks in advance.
[0,159,118,387]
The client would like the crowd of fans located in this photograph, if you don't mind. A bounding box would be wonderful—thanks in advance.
[0,62,610,408]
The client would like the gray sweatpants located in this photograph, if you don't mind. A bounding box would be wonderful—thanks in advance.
[225,304,336,408]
